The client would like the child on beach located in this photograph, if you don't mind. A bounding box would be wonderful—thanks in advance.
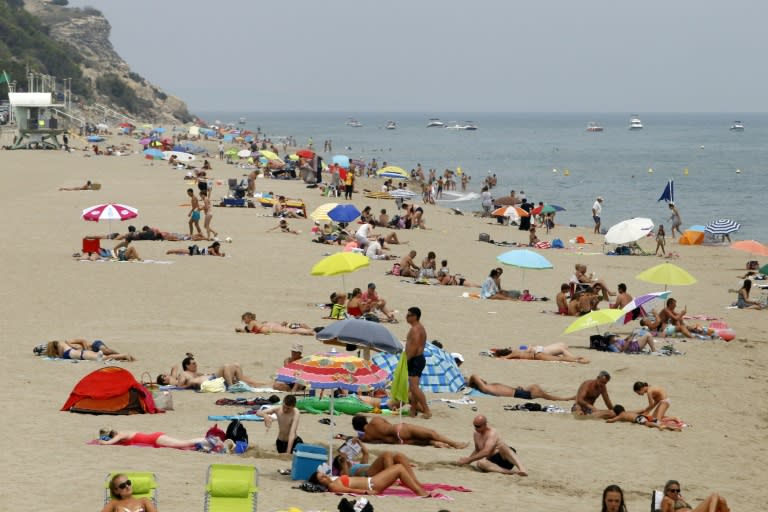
[633,381,671,421]
[655,224,666,255]
[267,219,299,235]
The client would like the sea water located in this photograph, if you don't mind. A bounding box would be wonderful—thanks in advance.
[199,112,768,240]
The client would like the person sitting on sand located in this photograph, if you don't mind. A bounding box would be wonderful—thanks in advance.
[101,473,159,512]
[332,439,415,478]
[633,381,672,420]
[611,283,634,310]
[98,429,222,452]
[573,263,615,302]
[605,405,683,431]
[166,241,225,256]
[361,282,397,322]
[494,342,590,363]
[40,340,135,361]
[308,464,429,497]
[468,374,576,401]
[267,219,299,235]
[398,250,420,278]
[235,311,315,335]
[528,226,539,247]
[660,480,730,512]
[156,354,267,389]
[59,180,94,191]
[605,331,659,353]
[734,279,763,310]
[364,236,394,260]
[555,283,571,314]
[457,415,529,476]
[273,196,300,218]
[419,251,437,278]
[572,370,614,419]
[436,259,479,286]
[481,269,516,300]
[353,415,468,449]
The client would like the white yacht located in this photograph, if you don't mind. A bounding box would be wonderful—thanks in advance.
[385,120,397,130]
[629,115,643,130]
[586,121,604,132]
[444,121,478,131]
[238,117,246,124]
[427,118,444,127]
[729,120,744,132]
[345,118,363,127]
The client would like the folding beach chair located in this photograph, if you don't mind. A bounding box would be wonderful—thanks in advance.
[204,464,259,512]
[104,472,158,507]
[651,490,663,512]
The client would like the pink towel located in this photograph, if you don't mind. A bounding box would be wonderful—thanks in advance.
[337,483,471,501]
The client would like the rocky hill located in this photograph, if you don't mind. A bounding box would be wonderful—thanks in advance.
[1,0,193,125]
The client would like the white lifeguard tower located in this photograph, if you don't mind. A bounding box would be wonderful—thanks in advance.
[8,91,66,149]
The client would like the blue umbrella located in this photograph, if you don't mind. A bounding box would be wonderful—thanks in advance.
[316,319,403,356]
[705,219,741,235]
[328,204,361,223]
[497,249,553,269]
[373,343,464,393]
[142,148,164,159]
[87,135,104,142]
[332,155,351,168]
[548,204,567,212]
[151,127,165,134]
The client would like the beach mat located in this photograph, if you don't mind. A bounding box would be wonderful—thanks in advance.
[207,414,264,422]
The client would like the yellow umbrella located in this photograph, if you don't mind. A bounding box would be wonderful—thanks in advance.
[288,154,300,161]
[311,252,370,290]
[259,150,281,161]
[636,263,697,290]
[310,202,339,222]
[377,166,408,178]
[563,309,624,334]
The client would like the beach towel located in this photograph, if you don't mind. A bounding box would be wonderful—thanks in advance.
[464,388,493,397]
[207,414,264,422]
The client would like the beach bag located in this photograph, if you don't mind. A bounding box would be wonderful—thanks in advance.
[479,232,491,243]
[141,372,173,410]
[589,334,610,351]
[551,238,564,249]
[206,423,227,442]
[226,419,249,446]
[200,376,226,393]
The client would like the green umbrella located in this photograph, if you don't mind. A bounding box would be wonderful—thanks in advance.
[759,264,768,275]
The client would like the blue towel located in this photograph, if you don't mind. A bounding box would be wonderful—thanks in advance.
[207,414,264,422]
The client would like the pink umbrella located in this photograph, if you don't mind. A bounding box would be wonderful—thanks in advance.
[82,203,139,222]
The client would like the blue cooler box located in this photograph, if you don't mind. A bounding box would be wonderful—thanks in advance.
[290,443,328,480]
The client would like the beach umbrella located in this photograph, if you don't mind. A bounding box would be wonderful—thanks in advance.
[636,263,697,290]
[237,149,251,158]
[315,319,403,358]
[563,309,625,334]
[332,155,351,168]
[327,204,361,223]
[296,149,315,159]
[492,205,528,218]
[82,203,139,236]
[311,252,370,290]
[619,291,671,324]
[151,127,165,134]
[138,137,152,145]
[759,264,768,275]
[389,189,416,198]
[288,154,300,161]
[309,202,339,222]
[497,249,553,269]
[377,166,408,179]
[531,204,557,215]
[373,343,465,393]
[705,219,741,236]
[605,217,654,245]
[548,204,567,212]
[730,240,768,257]
[119,122,133,128]
[142,148,164,160]
[275,349,389,464]
[258,150,281,161]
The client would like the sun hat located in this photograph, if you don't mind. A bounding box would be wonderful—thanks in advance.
[291,343,303,353]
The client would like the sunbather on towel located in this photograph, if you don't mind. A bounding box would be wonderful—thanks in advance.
[308,464,429,497]
[352,415,468,449]
[235,312,316,335]
[34,339,126,358]
[468,374,575,401]
[493,342,590,363]
[98,429,223,450]
[156,354,268,389]
[37,340,135,361]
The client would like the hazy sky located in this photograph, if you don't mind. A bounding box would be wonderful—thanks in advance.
[68,0,767,113]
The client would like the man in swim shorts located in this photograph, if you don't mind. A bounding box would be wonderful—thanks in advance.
[352,415,467,449]
[573,370,615,419]
[256,394,303,453]
[457,415,528,475]
[405,306,430,418]
[468,374,575,401]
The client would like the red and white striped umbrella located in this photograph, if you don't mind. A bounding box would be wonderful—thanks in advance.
[81,203,139,222]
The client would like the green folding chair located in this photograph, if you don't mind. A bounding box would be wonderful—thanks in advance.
[204,464,259,512]
[104,472,158,507]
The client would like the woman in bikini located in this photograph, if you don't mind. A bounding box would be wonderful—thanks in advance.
[42,340,135,361]
[660,480,729,512]
[236,312,315,335]
[346,288,365,318]
[495,342,590,364]
[633,381,671,421]
[101,473,158,512]
[308,464,429,497]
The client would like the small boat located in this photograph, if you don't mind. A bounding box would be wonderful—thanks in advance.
[238,117,246,125]
[629,115,643,130]
[444,121,478,131]
[426,118,444,127]
[345,118,363,127]
[462,121,478,131]
[385,121,397,130]
[729,121,744,132]
[586,121,604,132]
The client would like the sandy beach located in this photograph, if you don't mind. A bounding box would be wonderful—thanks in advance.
[1,141,766,512]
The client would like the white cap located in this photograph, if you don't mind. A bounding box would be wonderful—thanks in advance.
[451,352,464,363]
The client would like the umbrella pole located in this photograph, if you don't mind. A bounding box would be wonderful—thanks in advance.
[328,392,335,466]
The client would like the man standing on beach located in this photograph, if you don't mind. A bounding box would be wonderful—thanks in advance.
[217,141,224,160]
[592,196,603,234]
[457,415,528,475]
[405,306,431,418]
[187,188,203,238]
[573,370,614,419]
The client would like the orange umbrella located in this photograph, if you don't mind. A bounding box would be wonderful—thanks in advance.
[730,240,768,257]
[492,205,529,217]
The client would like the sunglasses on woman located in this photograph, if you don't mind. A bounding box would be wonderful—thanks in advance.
[117,480,132,490]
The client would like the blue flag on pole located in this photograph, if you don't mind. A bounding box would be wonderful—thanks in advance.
[658,180,674,202]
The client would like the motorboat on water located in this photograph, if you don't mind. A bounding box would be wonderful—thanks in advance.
[385,121,397,130]
[586,121,604,132]
[427,118,444,127]
[238,117,246,124]
[629,115,643,130]
[729,120,744,131]
[345,118,363,127]
[444,121,478,131]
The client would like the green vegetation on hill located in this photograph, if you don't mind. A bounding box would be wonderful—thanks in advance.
[0,0,89,97]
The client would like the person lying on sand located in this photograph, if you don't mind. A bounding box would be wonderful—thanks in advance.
[98,429,222,451]
[493,342,590,363]
[34,339,125,358]
[166,241,225,256]
[235,311,316,335]
[59,180,94,191]
[308,464,429,497]
[457,415,528,476]
[332,440,416,479]
[468,374,575,401]
[38,340,135,361]
[605,405,682,431]
[352,415,468,449]
[156,354,267,389]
